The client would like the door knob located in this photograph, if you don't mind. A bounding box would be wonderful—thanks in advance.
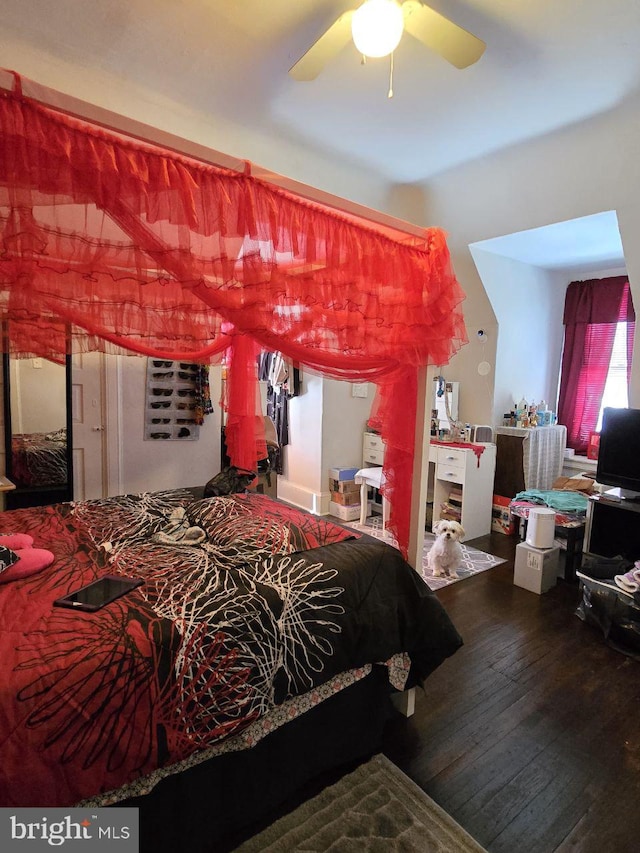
[92,426,105,431]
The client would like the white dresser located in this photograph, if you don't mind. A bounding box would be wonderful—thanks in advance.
[432,443,496,540]
[362,431,385,467]
[362,433,496,541]
[360,432,387,521]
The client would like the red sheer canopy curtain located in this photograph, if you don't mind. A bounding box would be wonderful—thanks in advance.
[558,276,635,453]
[0,71,467,556]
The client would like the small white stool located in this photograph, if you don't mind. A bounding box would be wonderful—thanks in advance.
[354,467,388,528]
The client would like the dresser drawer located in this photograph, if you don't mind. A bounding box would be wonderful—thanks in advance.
[363,433,385,453]
[363,447,385,466]
[436,447,467,469]
[436,464,466,486]
[363,432,385,466]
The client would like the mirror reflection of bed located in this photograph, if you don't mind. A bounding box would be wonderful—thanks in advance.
[2,352,73,509]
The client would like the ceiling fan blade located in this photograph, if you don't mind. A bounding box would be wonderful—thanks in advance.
[402,1,485,69]
[289,10,355,81]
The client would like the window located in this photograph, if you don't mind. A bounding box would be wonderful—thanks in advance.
[557,277,635,454]
[596,321,631,430]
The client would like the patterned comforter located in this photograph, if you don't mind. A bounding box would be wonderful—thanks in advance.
[11,430,67,487]
[0,489,462,807]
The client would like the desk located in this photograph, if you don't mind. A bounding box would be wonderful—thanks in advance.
[356,442,496,541]
[432,442,496,540]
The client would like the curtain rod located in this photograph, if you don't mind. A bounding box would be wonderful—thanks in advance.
[0,69,427,245]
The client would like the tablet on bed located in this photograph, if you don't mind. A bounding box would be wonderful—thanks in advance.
[53,575,143,612]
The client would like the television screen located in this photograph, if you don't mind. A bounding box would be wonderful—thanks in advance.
[596,407,640,499]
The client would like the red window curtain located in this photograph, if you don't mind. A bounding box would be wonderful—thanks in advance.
[0,73,468,556]
[557,276,635,453]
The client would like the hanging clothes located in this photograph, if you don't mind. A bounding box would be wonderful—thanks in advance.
[258,351,300,474]
[194,365,214,425]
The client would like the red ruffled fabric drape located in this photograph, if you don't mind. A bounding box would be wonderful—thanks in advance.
[0,73,467,556]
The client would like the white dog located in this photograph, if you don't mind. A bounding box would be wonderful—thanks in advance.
[427,520,465,579]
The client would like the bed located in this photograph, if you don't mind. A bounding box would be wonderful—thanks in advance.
[10,428,68,487]
[0,488,462,846]
[1,72,467,848]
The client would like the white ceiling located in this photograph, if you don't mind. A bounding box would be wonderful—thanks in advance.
[1,0,639,186]
[471,211,625,272]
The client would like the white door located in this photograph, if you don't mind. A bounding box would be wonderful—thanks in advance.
[72,351,106,500]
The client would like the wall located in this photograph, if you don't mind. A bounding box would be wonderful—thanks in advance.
[10,358,67,433]
[277,371,324,512]
[276,373,374,514]
[118,357,222,495]
[321,378,373,506]
[469,250,566,426]
[415,89,640,423]
[322,379,372,472]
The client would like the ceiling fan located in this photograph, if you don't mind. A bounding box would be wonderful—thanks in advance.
[289,0,485,81]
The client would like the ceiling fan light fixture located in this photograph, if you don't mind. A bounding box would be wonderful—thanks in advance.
[351,0,404,59]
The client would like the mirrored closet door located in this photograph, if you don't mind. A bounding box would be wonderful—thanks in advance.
[3,339,73,509]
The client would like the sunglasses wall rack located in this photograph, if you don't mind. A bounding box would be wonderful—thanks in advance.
[144,359,201,441]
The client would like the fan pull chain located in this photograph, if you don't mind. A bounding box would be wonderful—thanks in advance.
[388,51,394,99]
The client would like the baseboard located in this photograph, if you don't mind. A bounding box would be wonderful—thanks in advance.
[275,480,330,515]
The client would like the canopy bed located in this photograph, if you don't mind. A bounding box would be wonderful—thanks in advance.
[0,69,468,846]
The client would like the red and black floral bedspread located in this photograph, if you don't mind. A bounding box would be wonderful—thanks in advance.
[12,431,68,487]
[0,490,461,807]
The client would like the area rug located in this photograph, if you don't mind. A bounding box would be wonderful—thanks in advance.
[345,516,505,591]
[233,753,488,852]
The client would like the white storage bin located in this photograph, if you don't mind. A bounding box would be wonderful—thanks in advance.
[514,542,559,594]
[526,507,556,549]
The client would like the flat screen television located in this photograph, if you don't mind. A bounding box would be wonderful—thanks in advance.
[596,407,640,500]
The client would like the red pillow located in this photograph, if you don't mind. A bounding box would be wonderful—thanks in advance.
[0,534,34,550]
[0,548,55,584]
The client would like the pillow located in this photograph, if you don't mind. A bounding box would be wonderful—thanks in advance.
[187,493,358,554]
[0,548,55,584]
[188,496,294,554]
[0,534,35,551]
[0,545,20,574]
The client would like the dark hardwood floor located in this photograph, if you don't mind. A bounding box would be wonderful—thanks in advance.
[382,532,640,853]
[223,532,639,853]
